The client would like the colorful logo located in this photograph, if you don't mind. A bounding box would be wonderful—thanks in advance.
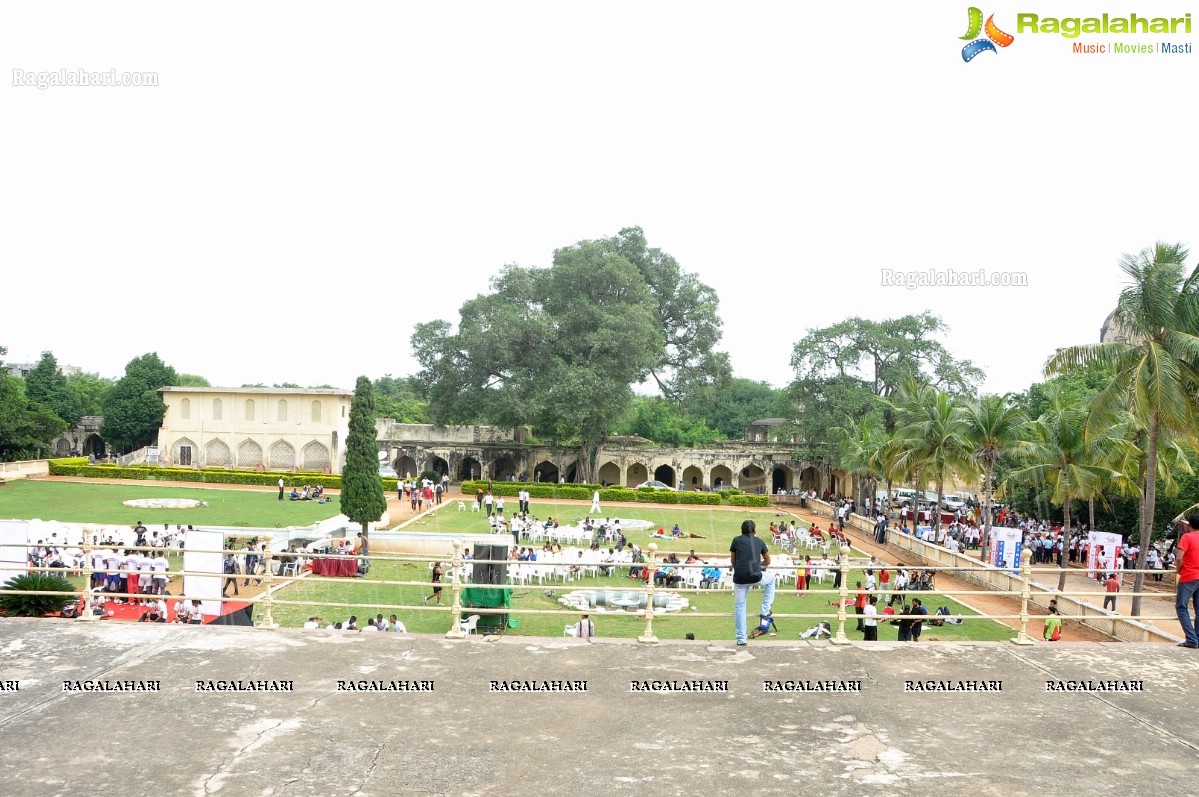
[960,7,1015,61]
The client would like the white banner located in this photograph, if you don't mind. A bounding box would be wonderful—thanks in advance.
[1087,531,1123,580]
[0,519,29,587]
[989,527,1023,574]
[183,528,225,620]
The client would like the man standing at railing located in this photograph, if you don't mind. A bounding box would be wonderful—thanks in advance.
[1176,514,1199,648]
[729,519,775,646]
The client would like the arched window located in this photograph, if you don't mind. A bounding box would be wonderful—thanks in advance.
[212,398,223,421]
[180,398,191,420]
[245,399,255,421]
[311,400,321,423]
[277,399,288,422]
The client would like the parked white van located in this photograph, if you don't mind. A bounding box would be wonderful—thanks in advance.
[892,488,919,506]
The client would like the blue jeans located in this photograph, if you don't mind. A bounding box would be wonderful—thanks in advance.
[1177,579,1199,646]
[733,572,776,643]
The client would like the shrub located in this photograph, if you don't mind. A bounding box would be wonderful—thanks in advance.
[461,481,592,501]
[0,573,76,617]
[44,461,397,491]
[724,494,770,508]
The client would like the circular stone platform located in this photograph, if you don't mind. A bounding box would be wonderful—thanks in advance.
[122,498,203,509]
[558,588,689,613]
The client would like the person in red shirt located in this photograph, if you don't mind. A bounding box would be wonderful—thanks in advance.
[854,581,867,631]
[1103,573,1121,612]
[1175,514,1199,648]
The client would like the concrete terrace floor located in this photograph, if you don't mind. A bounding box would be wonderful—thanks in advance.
[1,619,1196,797]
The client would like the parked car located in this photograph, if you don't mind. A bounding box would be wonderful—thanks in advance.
[378,465,398,478]
[940,493,966,511]
[892,488,919,507]
[634,480,676,491]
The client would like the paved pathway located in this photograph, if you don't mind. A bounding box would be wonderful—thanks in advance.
[1,618,1195,797]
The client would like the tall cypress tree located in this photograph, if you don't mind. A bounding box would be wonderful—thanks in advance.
[341,376,387,536]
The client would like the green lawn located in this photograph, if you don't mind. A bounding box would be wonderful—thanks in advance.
[403,499,793,556]
[258,556,1014,642]
[0,480,342,528]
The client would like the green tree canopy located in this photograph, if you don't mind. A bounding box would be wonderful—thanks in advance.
[66,372,113,417]
[174,373,211,387]
[788,312,984,466]
[615,396,721,447]
[24,351,82,428]
[413,229,725,482]
[0,376,67,460]
[100,353,178,452]
[691,377,790,440]
[341,376,387,535]
[1045,241,1199,614]
[373,374,428,423]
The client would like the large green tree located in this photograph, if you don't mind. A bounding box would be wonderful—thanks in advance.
[1006,386,1124,590]
[99,353,178,452]
[889,378,973,533]
[616,396,721,447]
[0,377,67,460]
[341,376,387,535]
[1046,241,1199,615]
[66,372,113,417]
[413,229,724,482]
[961,393,1026,559]
[789,312,983,464]
[611,227,732,404]
[693,377,789,440]
[373,374,428,423]
[25,352,83,429]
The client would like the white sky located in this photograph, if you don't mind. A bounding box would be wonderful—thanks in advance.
[3,2,1196,396]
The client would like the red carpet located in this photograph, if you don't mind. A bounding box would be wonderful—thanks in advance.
[58,596,252,624]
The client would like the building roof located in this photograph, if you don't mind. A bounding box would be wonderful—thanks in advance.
[159,386,352,396]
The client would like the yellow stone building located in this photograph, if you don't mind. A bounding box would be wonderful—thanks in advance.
[156,387,352,473]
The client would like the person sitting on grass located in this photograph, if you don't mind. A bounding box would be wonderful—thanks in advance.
[289,488,300,500]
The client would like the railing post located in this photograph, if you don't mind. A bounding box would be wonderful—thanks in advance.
[78,530,95,622]
[1011,547,1035,646]
[639,543,659,643]
[831,542,851,645]
[259,534,278,629]
[445,539,467,639]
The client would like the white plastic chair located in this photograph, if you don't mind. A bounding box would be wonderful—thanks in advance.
[564,622,579,637]
[460,615,480,634]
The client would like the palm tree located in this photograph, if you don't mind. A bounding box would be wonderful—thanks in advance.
[960,394,1026,561]
[1006,387,1124,591]
[835,414,888,512]
[890,379,973,535]
[1046,241,1199,614]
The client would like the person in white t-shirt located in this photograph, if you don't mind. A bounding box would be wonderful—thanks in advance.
[138,552,154,600]
[387,614,407,633]
[862,595,879,641]
[150,552,169,595]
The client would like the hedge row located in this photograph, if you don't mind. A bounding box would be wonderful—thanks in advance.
[47,459,399,491]
[723,494,770,508]
[460,481,592,500]
[460,480,736,506]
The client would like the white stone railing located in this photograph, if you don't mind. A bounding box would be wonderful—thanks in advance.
[0,459,50,480]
